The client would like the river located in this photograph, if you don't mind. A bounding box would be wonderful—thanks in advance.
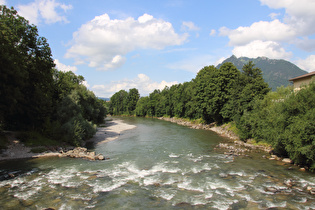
[0,117,314,209]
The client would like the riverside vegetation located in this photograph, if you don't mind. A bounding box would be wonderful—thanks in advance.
[1,5,314,172]
[109,62,315,171]
[0,6,107,148]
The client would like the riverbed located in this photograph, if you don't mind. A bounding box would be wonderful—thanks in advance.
[0,117,314,209]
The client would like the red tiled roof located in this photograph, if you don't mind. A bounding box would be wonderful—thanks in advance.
[289,71,315,81]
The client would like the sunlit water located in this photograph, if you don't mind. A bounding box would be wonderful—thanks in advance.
[0,117,314,209]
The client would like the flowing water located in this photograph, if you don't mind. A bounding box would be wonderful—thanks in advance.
[0,117,314,209]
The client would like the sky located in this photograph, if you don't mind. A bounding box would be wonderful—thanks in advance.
[3,0,315,97]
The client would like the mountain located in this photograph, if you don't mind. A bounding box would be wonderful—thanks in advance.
[216,55,308,91]
[98,97,110,101]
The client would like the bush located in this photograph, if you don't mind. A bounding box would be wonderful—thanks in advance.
[237,83,315,170]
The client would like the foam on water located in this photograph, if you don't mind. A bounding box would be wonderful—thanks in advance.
[1,118,315,209]
[169,153,179,158]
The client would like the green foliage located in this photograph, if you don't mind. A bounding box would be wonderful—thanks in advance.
[109,89,139,116]
[17,131,59,147]
[0,6,107,146]
[217,55,308,91]
[135,96,149,117]
[237,83,315,170]
[0,5,55,130]
[111,62,269,126]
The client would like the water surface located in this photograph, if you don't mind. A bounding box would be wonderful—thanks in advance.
[0,117,314,209]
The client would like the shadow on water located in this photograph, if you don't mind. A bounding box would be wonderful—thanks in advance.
[0,158,41,181]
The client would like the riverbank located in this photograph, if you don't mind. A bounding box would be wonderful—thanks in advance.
[158,117,270,149]
[86,118,136,145]
[158,116,312,172]
[0,118,136,161]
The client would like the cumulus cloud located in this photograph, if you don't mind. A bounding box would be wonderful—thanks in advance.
[219,20,295,46]
[260,0,315,36]
[0,0,6,5]
[232,40,292,60]
[17,0,72,25]
[91,74,178,97]
[66,13,188,71]
[54,59,77,72]
[219,0,315,59]
[296,55,315,72]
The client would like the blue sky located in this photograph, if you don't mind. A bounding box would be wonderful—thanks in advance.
[3,0,315,97]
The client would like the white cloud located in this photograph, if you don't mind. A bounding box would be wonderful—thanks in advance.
[219,19,295,46]
[17,0,72,25]
[219,0,315,59]
[66,13,188,71]
[214,57,227,66]
[260,0,315,36]
[232,40,292,60]
[181,21,200,31]
[82,81,90,88]
[0,0,6,5]
[296,55,315,72]
[269,12,280,20]
[209,29,216,36]
[54,59,77,72]
[294,37,315,52]
[91,74,178,97]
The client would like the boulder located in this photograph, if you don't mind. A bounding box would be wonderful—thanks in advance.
[284,179,294,187]
[282,158,293,164]
[97,155,105,160]
[60,147,106,161]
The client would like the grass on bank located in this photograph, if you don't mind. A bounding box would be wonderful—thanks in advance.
[17,131,60,147]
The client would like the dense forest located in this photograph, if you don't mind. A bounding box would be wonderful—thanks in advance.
[0,6,107,146]
[109,62,315,171]
[109,62,270,123]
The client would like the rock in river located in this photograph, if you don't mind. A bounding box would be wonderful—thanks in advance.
[59,147,106,161]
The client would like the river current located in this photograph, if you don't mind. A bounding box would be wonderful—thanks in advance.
[0,117,314,209]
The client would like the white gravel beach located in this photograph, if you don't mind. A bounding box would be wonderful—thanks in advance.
[0,118,136,161]
[87,118,136,144]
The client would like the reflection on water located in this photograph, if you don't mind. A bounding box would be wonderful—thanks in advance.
[0,117,314,209]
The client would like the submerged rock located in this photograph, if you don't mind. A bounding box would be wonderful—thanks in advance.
[265,187,279,193]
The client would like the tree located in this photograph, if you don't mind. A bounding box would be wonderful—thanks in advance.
[0,6,55,129]
[237,83,315,170]
[135,97,150,117]
[221,61,270,121]
[127,88,140,115]
[194,63,239,123]
[109,90,128,115]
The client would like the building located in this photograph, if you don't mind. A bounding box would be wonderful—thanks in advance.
[289,71,315,91]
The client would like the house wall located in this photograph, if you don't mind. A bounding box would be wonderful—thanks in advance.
[293,76,315,91]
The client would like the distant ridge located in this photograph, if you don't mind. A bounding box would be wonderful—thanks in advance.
[216,55,308,91]
[98,97,110,101]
